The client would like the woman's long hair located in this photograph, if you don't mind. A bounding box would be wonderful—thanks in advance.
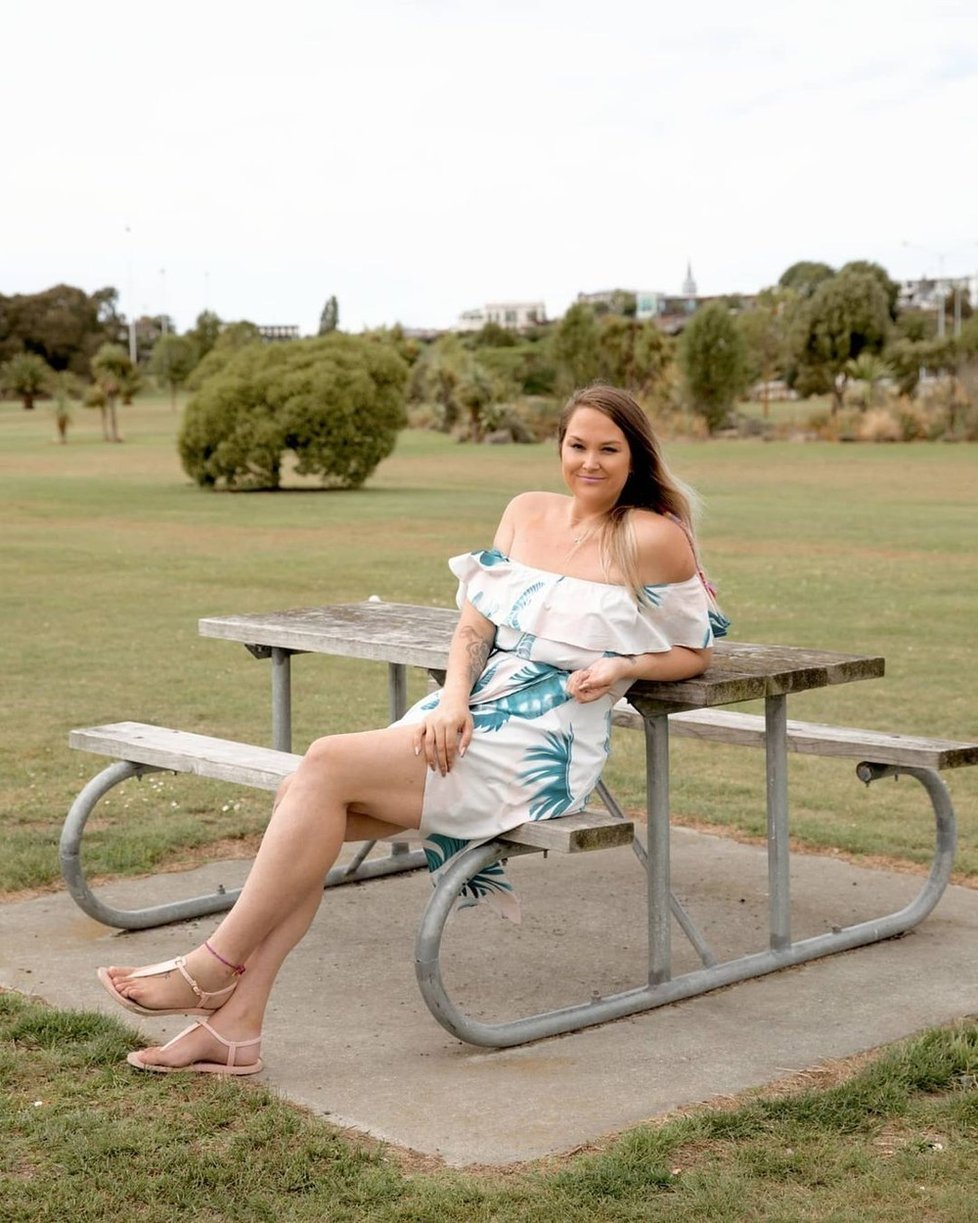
[558,384,700,596]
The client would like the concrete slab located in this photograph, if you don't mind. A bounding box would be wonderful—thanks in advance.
[3,828,978,1167]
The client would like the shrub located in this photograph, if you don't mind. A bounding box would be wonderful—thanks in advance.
[894,398,931,442]
[856,407,901,442]
[178,334,408,489]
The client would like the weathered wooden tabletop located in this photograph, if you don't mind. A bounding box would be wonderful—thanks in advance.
[199,601,885,710]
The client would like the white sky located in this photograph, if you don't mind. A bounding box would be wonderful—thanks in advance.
[4,0,977,334]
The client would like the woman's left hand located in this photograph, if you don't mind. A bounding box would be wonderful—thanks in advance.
[566,657,630,703]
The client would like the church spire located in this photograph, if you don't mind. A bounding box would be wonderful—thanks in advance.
[682,258,698,297]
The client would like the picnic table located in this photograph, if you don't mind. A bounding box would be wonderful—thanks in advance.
[63,601,973,1047]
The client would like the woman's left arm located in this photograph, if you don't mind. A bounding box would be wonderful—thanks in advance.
[566,647,710,702]
[567,511,712,702]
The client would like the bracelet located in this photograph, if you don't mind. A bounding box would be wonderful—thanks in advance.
[204,939,246,976]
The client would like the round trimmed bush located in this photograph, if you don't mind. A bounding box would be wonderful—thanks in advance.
[178,334,408,490]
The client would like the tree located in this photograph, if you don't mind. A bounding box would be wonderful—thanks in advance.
[596,316,670,393]
[840,260,900,320]
[186,310,222,360]
[318,295,339,335]
[792,270,891,412]
[132,315,174,365]
[737,295,787,415]
[1,352,51,409]
[408,335,506,439]
[550,303,602,392]
[91,342,136,441]
[150,334,199,408]
[185,321,262,390]
[844,352,892,408]
[679,302,749,433]
[50,370,80,442]
[178,333,409,490]
[778,261,835,299]
[471,320,518,348]
[0,284,123,376]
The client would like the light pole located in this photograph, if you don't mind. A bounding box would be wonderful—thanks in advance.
[125,225,137,363]
[160,267,168,335]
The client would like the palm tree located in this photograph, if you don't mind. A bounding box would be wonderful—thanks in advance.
[844,352,892,409]
[91,343,136,441]
[1,352,51,410]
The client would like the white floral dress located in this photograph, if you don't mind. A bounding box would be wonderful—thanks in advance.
[395,548,721,918]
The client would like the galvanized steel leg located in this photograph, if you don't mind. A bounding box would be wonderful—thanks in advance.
[59,761,241,930]
[414,759,956,1048]
[647,713,672,984]
[765,694,791,951]
[271,647,293,752]
[388,662,408,721]
[595,779,716,968]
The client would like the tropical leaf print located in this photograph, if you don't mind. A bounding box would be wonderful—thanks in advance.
[522,726,576,821]
[470,663,570,732]
[475,548,507,566]
[642,584,666,607]
[470,661,499,697]
[505,580,544,628]
[513,632,537,659]
[423,833,514,906]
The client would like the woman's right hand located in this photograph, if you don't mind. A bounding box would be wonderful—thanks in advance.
[413,701,474,776]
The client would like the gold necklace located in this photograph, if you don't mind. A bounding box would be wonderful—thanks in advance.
[566,519,599,557]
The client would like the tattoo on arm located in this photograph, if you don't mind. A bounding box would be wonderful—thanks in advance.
[460,626,491,689]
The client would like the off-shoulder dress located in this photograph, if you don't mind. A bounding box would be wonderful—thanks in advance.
[394,548,720,916]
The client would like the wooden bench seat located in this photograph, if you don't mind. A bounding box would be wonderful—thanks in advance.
[68,721,633,855]
[611,703,978,771]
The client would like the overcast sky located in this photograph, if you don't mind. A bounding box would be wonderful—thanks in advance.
[4,0,977,334]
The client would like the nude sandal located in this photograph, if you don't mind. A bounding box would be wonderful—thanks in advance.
[97,955,238,1017]
[126,1019,263,1076]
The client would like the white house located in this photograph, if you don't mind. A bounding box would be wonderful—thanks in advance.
[456,301,546,332]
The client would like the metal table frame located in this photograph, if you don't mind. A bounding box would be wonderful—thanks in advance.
[187,605,956,1046]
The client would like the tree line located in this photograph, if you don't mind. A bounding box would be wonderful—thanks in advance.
[4,263,977,471]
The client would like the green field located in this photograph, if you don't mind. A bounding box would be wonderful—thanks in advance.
[2,394,976,893]
[3,394,978,1219]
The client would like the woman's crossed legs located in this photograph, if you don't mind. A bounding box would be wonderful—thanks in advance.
[101,722,428,1070]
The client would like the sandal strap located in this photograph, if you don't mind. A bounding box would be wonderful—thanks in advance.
[163,1020,263,1068]
[125,955,236,1005]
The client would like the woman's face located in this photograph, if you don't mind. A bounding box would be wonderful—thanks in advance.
[560,406,632,509]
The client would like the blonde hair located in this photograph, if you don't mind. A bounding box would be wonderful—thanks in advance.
[558,384,700,598]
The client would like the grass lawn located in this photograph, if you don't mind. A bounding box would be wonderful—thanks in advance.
[2,392,977,1218]
[2,393,976,892]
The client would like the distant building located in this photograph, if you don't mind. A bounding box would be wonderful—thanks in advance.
[258,325,300,342]
[681,259,698,298]
[636,292,667,320]
[456,301,546,332]
[897,275,976,313]
[576,288,635,314]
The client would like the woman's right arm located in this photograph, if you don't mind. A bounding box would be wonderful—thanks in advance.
[413,596,495,776]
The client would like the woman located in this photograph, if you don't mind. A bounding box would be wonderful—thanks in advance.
[99,384,724,1074]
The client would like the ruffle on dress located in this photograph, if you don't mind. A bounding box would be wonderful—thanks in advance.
[450,548,718,652]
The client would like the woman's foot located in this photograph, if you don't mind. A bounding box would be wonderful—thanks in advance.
[127,1017,262,1076]
[97,946,239,1017]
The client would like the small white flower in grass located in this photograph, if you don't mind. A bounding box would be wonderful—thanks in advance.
[222,804,230,812]
[33,1100,43,1108]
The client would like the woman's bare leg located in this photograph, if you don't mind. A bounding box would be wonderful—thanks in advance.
[102,724,428,1025]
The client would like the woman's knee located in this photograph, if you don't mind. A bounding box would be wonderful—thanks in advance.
[303,734,341,774]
